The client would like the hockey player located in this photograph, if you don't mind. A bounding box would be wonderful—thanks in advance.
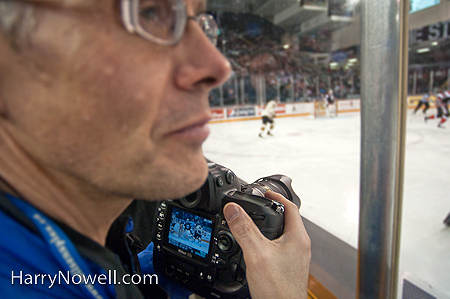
[323,89,336,117]
[444,212,450,226]
[425,89,450,128]
[259,97,278,137]
[413,91,433,114]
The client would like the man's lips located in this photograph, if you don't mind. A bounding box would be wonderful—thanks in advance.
[171,118,211,142]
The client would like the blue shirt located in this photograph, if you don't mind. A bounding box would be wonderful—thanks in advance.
[0,193,164,299]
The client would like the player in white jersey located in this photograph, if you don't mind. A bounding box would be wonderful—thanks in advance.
[425,90,450,128]
[259,97,278,137]
[323,89,336,117]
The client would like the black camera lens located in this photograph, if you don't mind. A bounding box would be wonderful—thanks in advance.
[244,175,301,208]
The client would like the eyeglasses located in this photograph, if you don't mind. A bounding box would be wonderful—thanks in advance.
[121,0,219,46]
[11,0,219,46]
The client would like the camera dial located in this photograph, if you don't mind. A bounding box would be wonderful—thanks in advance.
[216,231,236,253]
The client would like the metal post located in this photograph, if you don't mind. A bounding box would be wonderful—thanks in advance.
[256,76,266,106]
[358,0,409,298]
[219,84,224,107]
[351,75,355,94]
[413,71,417,95]
[277,78,281,101]
[429,70,434,92]
[315,76,319,97]
[234,76,239,105]
[257,77,261,106]
[290,75,295,102]
[240,77,245,104]
[303,77,307,101]
[262,77,266,105]
[328,75,332,92]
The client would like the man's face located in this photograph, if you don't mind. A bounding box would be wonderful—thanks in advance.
[0,0,231,200]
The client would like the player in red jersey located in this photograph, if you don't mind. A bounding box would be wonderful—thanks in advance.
[424,90,450,128]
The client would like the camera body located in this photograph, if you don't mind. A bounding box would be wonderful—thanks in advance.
[153,163,300,299]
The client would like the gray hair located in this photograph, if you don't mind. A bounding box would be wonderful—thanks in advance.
[0,2,36,49]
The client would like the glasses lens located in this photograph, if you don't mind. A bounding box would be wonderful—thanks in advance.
[196,13,218,46]
[138,0,185,42]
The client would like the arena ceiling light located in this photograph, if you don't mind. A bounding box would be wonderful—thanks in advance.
[417,47,430,54]
[329,62,339,70]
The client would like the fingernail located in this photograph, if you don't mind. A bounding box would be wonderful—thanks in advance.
[224,204,241,222]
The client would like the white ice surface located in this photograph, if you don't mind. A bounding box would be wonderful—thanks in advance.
[202,110,450,298]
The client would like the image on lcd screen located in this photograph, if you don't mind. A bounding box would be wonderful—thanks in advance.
[168,207,213,258]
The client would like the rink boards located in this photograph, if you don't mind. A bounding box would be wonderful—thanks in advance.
[210,99,361,124]
[210,95,434,124]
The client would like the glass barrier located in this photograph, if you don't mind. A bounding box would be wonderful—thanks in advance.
[203,0,450,298]
[399,2,450,299]
[204,1,361,298]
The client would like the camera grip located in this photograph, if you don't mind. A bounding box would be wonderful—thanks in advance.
[223,191,285,240]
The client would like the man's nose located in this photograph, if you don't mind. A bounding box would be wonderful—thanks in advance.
[173,19,232,92]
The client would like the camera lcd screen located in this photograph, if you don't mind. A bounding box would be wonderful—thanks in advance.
[168,207,213,259]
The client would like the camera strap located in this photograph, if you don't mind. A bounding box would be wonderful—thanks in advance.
[5,193,115,299]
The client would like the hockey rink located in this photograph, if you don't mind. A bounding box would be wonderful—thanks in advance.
[203,110,450,298]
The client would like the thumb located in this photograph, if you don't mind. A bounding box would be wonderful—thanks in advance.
[223,203,265,254]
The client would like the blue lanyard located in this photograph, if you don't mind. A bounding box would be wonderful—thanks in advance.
[6,194,115,299]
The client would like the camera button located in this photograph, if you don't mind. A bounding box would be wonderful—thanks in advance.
[217,233,234,252]
[216,258,227,268]
[158,211,165,219]
[157,221,164,230]
[225,170,235,184]
[199,270,215,283]
[156,232,163,240]
[271,201,285,214]
[216,177,223,187]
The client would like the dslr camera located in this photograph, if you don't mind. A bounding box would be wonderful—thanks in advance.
[153,163,300,299]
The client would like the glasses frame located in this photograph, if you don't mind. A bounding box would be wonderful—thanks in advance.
[121,0,186,46]
[7,0,218,46]
[121,0,218,46]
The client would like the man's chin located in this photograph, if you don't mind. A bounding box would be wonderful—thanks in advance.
[147,153,209,200]
[173,160,209,198]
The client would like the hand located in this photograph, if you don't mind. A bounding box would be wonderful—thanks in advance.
[223,191,311,299]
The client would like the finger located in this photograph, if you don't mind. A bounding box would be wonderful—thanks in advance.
[223,202,267,254]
